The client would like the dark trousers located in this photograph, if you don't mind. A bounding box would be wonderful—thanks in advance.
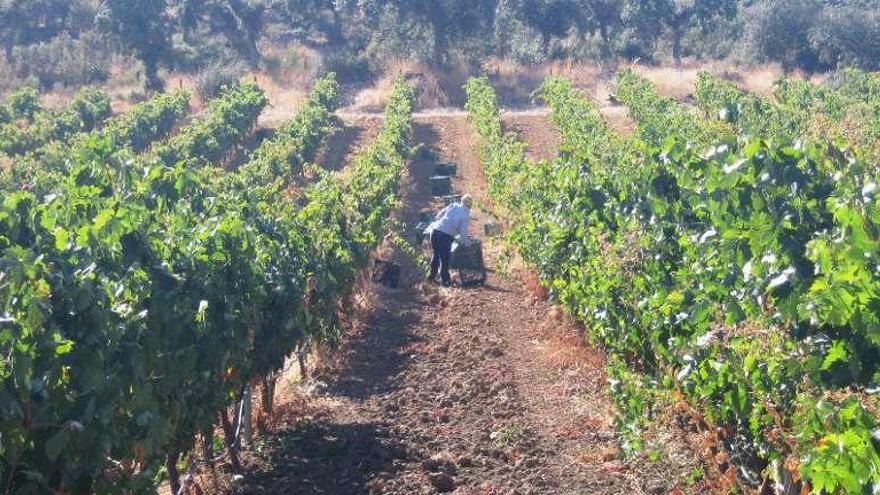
[429,229,454,285]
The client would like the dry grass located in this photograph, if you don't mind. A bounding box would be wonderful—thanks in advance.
[38,87,81,111]
[351,58,795,112]
[533,306,605,373]
[354,58,470,110]
[737,63,785,96]
[250,71,308,128]
[633,64,702,100]
[598,105,636,135]
[630,61,787,100]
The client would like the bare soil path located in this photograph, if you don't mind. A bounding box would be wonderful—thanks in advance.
[236,114,701,495]
[316,116,384,172]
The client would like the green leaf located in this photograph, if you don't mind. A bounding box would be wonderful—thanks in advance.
[45,430,69,462]
[53,227,69,251]
[821,341,849,371]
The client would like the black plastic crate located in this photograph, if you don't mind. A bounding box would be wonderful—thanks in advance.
[430,175,453,196]
[450,240,487,286]
[435,162,457,177]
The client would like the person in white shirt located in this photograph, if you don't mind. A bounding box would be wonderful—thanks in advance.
[427,194,472,286]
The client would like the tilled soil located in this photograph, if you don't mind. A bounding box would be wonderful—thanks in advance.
[236,115,703,495]
[502,112,561,163]
[316,116,384,172]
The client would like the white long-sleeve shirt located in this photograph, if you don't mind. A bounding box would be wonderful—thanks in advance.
[429,202,471,241]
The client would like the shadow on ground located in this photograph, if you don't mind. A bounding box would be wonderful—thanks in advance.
[239,420,408,494]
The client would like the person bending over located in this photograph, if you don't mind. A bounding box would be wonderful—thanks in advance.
[427,194,472,286]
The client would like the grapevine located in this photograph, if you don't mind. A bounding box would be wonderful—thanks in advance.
[0,76,415,493]
[467,74,880,493]
[0,87,112,156]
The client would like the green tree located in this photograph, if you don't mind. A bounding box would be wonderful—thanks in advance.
[809,2,880,70]
[97,0,173,90]
[742,0,821,72]
[584,0,622,52]
[278,0,342,42]
[178,0,266,66]
[357,0,496,66]
[0,0,71,58]
[621,0,737,63]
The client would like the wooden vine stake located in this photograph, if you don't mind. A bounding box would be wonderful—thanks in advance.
[261,373,277,418]
[219,409,243,472]
[166,447,181,495]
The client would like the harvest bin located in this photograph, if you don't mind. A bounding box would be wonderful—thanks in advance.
[414,221,430,244]
[484,222,502,237]
[430,175,453,196]
[435,162,457,177]
[450,239,487,286]
[441,194,463,205]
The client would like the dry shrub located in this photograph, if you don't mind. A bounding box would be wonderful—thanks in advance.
[623,61,786,101]
[522,269,549,300]
[38,87,80,111]
[481,57,603,107]
[542,59,604,90]
[261,44,321,86]
[354,71,400,111]
[482,57,521,79]
[483,57,606,101]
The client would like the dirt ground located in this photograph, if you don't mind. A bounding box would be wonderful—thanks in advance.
[315,115,384,172]
[230,113,706,495]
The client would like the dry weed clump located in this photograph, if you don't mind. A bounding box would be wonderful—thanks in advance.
[534,306,605,374]
[810,106,880,166]
[522,269,549,300]
[596,226,647,285]
[642,393,738,493]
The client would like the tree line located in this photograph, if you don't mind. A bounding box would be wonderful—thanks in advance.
[1,0,879,90]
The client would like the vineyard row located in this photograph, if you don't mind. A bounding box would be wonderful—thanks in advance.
[0,74,416,494]
[466,73,880,494]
